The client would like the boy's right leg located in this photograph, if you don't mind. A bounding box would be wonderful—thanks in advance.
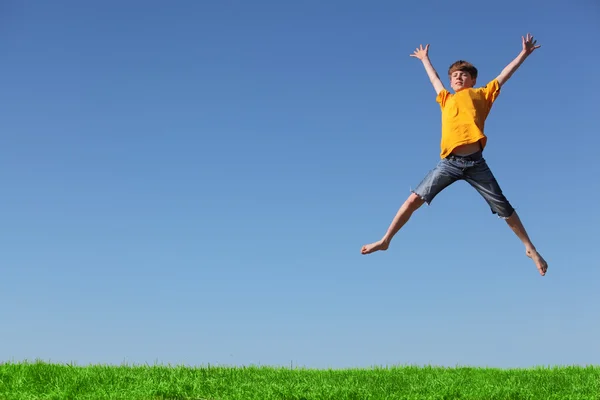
[361,159,461,255]
[361,193,425,254]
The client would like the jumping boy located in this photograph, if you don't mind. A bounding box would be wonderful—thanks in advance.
[361,33,548,276]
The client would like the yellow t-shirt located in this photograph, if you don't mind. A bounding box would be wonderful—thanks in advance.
[436,79,501,158]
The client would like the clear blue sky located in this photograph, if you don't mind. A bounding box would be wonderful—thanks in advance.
[2,0,599,369]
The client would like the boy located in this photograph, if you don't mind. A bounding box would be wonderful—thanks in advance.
[361,33,548,277]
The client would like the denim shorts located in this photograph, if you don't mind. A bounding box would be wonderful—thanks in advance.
[412,150,515,218]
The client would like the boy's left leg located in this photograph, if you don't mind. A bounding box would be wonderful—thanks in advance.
[465,157,548,276]
[503,211,548,276]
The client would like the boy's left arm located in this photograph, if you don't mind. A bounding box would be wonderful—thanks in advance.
[495,33,541,87]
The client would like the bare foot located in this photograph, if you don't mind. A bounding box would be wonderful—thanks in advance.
[361,239,389,255]
[526,248,548,276]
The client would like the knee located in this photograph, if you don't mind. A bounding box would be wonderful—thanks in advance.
[406,192,425,211]
[501,208,516,220]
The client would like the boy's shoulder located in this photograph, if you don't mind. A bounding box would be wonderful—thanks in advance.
[461,79,501,99]
[476,79,501,93]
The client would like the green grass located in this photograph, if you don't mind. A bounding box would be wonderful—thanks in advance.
[1,361,598,399]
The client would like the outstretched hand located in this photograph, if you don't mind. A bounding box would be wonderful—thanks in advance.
[410,44,429,60]
[522,33,541,55]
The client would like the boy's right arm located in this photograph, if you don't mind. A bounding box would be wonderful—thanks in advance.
[410,44,446,95]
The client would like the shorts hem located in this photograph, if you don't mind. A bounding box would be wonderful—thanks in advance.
[493,207,516,220]
[411,189,431,205]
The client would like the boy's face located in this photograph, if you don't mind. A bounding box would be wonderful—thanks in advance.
[450,70,476,92]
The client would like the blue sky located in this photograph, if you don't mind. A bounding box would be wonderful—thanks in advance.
[2,0,599,369]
